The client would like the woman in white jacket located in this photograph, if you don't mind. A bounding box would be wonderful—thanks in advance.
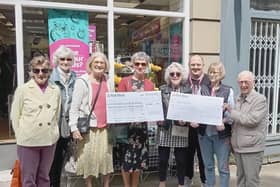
[69,52,113,187]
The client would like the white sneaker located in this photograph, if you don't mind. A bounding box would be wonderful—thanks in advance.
[185,177,193,187]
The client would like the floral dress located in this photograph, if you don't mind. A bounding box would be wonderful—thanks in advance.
[116,79,149,172]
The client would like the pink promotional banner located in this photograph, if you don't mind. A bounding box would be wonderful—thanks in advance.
[169,22,182,64]
[48,9,89,76]
[89,25,96,41]
[89,25,96,54]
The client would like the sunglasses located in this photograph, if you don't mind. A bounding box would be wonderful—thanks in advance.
[134,62,147,67]
[169,72,181,77]
[60,57,72,61]
[32,68,49,74]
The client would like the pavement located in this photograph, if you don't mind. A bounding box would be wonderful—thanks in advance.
[1,162,280,187]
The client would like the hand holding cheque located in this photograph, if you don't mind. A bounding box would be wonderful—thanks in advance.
[106,91,223,125]
[167,92,224,126]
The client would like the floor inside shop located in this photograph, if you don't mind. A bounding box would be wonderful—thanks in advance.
[0,117,14,140]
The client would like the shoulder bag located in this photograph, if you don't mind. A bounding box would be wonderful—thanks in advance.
[77,78,102,134]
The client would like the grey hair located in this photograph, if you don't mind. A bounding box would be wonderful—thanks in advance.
[164,62,188,85]
[52,45,75,66]
[131,51,151,73]
[238,70,255,82]
[86,52,110,73]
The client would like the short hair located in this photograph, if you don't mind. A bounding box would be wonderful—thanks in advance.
[238,70,255,82]
[164,62,188,85]
[86,52,110,73]
[52,45,75,66]
[208,62,226,80]
[189,54,204,66]
[131,51,151,73]
[29,55,51,78]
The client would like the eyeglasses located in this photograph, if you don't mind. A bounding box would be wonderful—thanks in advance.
[93,60,105,65]
[134,62,147,67]
[209,71,220,74]
[60,57,72,61]
[169,72,181,77]
[238,80,252,85]
[32,68,49,74]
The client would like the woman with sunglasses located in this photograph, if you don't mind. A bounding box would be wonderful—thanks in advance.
[157,62,192,187]
[10,55,61,187]
[117,51,154,187]
[69,52,113,187]
[49,45,76,187]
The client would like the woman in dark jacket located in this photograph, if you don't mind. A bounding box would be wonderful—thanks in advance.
[157,62,192,187]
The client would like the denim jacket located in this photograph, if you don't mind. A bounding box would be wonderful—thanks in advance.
[49,67,76,138]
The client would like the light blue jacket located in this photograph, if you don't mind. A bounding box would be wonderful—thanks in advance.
[49,67,76,137]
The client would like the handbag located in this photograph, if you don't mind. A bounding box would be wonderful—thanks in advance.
[10,160,21,187]
[64,139,78,174]
[77,78,102,134]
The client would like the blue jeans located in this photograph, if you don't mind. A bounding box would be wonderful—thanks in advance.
[198,135,230,187]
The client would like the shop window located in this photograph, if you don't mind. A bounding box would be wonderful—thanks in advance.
[0,5,16,140]
[32,0,107,6]
[114,0,184,12]
[251,0,280,11]
[23,7,108,78]
[114,14,183,89]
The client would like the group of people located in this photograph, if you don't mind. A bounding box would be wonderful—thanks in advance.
[10,46,268,187]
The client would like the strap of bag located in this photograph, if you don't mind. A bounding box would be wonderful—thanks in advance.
[79,77,103,121]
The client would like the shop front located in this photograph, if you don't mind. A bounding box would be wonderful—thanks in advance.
[0,0,188,170]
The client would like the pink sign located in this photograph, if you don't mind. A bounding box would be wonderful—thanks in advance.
[170,34,182,62]
[49,39,89,76]
[89,25,96,41]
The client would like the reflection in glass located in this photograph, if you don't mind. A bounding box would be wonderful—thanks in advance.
[0,5,16,140]
[32,0,106,6]
[114,0,184,12]
[251,0,280,11]
[114,14,183,88]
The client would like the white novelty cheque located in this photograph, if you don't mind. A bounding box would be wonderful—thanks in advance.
[106,91,164,124]
[167,92,223,126]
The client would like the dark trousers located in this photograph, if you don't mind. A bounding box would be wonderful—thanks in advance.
[185,127,206,183]
[159,146,187,185]
[49,137,69,187]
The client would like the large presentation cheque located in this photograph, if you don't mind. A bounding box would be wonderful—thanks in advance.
[106,91,164,124]
[167,92,224,126]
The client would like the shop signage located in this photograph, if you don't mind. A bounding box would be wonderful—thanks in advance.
[151,43,169,58]
[132,19,160,41]
[169,22,182,64]
[48,9,89,76]
[89,24,96,53]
